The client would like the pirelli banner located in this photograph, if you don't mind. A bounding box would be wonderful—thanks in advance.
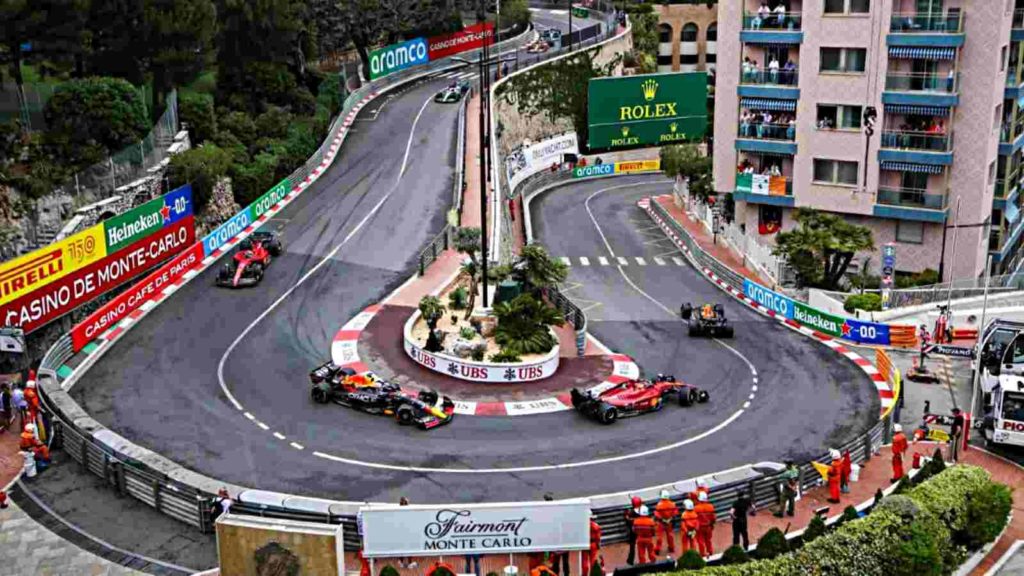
[587,72,708,150]
[0,185,194,334]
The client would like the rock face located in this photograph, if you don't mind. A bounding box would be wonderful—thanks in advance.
[196,176,242,237]
[448,337,488,359]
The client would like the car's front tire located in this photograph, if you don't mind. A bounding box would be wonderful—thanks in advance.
[396,406,415,425]
[680,388,698,407]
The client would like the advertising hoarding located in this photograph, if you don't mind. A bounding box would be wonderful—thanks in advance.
[361,500,590,557]
[0,217,195,334]
[404,337,559,383]
[505,132,579,190]
[742,279,794,319]
[0,227,107,308]
[428,22,494,60]
[104,184,193,253]
[587,72,708,149]
[370,38,429,80]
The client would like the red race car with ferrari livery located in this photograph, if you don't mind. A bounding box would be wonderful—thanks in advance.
[570,374,709,424]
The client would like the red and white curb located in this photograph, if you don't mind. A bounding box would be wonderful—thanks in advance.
[641,197,894,417]
[330,306,640,417]
[67,94,380,376]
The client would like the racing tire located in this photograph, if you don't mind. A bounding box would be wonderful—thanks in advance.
[311,386,330,404]
[680,303,693,320]
[680,389,698,407]
[721,325,734,338]
[599,405,619,425]
[396,406,415,425]
[688,323,701,337]
[418,390,439,405]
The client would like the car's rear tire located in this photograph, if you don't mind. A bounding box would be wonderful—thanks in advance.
[311,386,329,404]
[396,406,414,425]
[418,390,439,405]
[599,405,619,425]
[680,389,698,407]
[722,325,734,338]
[688,323,701,337]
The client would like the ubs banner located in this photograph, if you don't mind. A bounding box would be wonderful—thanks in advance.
[587,72,708,149]
[361,500,590,557]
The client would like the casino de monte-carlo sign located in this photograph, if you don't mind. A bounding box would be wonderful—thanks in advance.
[360,500,591,557]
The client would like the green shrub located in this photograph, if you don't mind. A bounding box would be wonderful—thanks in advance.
[962,482,1012,549]
[677,549,705,570]
[844,293,882,314]
[380,566,400,576]
[721,545,750,565]
[907,465,990,537]
[895,268,939,289]
[841,506,861,524]
[219,110,258,148]
[487,572,499,576]
[893,520,943,576]
[449,286,468,310]
[459,326,476,340]
[471,347,485,361]
[490,350,522,363]
[893,475,913,495]
[753,527,788,560]
[179,91,217,144]
[167,143,232,212]
[802,514,827,544]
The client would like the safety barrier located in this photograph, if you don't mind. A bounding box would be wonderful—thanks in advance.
[875,349,902,420]
[417,224,453,276]
[888,325,919,348]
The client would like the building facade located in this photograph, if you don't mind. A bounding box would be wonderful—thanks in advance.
[656,2,720,73]
[713,0,1024,282]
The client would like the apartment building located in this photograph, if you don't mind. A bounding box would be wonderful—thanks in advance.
[713,0,1024,281]
[656,2,719,73]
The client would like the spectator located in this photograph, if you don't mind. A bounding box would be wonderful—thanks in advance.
[757,2,770,24]
[730,493,754,549]
[695,492,716,558]
[786,117,796,140]
[783,59,797,85]
[11,384,26,428]
[946,68,955,92]
[950,408,965,462]
[752,13,763,30]
[773,3,787,28]
[215,488,234,517]
[464,554,481,576]
[0,383,11,433]
[773,460,798,517]
[768,57,780,84]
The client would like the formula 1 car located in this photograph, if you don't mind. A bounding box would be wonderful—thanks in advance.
[245,231,283,256]
[570,374,709,424]
[309,362,455,429]
[216,237,274,288]
[680,302,734,338]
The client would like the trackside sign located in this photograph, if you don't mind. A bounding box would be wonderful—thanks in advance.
[743,279,793,319]
[370,38,429,80]
[360,500,590,557]
[428,23,494,60]
[587,72,708,149]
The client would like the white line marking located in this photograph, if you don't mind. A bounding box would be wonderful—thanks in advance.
[290,442,305,450]
[273,432,286,440]
[244,412,255,420]
[598,256,609,266]
[560,256,571,265]
[617,257,629,266]
[256,421,270,431]
[217,93,435,412]
[653,257,666,266]
[672,256,685,266]
[579,256,590,266]
[743,401,751,409]
[635,257,647,266]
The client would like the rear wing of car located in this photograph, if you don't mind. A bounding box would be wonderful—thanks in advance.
[309,361,338,384]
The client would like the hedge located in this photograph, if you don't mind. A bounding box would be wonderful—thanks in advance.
[659,465,1008,576]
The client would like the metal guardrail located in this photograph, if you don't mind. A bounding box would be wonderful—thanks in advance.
[650,197,747,289]
[417,224,453,276]
[544,284,586,332]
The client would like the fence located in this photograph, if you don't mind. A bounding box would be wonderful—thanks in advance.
[820,274,1024,310]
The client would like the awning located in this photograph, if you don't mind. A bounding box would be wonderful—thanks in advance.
[880,161,944,174]
[740,98,796,112]
[888,46,956,60]
[884,104,951,117]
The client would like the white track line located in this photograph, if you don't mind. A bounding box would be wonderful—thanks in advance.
[217,94,435,412]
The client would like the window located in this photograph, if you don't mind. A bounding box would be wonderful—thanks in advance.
[896,221,924,244]
[995,104,1003,133]
[813,159,859,185]
[681,54,699,65]
[820,48,867,73]
[659,24,673,43]
[706,22,717,42]
[681,23,698,42]
[824,0,870,14]
[816,104,862,129]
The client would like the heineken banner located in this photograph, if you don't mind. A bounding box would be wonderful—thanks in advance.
[587,72,708,149]
[742,279,891,345]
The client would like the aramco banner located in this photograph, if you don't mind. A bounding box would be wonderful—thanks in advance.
[587,72,708,149]
[369,22,496,80]
[360,500,590,557]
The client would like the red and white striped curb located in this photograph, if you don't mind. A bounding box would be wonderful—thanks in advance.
[330,306,641,417]
[641,197,894,417]
[76,94,380,358]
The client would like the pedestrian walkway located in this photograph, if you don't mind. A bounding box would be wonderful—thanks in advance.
[558,255,687,267]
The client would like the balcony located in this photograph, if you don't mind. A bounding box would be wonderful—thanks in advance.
[1014,9,1024,40]
[738,65,800,99]
[889,12,963,34]
[1000,113,1024,156]
[882,72,959,107]
[994,171,1021,210]
[1007,66,1024,100]
[879,130,953,165]
[733,172,794,206]
[741,11,803,44]
[874,187,948,222]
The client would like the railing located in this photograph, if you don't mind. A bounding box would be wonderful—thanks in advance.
[1002,115,1024,143]
[543,284,586,332]
[740,66,799,86]
[417,225,453,276]
[453,89,469,214]
[876,187,947,210]
[1007,67,1021,87]
[880,129,951,152]
[742,11,803,31]
[1014,8,1024,29]
[885,71,958,93]
[737,122,796,141]
[650,197,746,290]
[889,12,963,33]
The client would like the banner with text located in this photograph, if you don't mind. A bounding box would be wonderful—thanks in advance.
[369,38,429,80]
[428,22,494,61]
[587,72,708,149]
[70,242,204,350]
[742,279,794,319]
[0,217,195,334]
[572,159,661,179]
[361,500,590,557]
[505,132,579,190]
[201,178,287,257]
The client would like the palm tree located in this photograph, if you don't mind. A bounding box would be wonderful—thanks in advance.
[493,294,565,356]
[460,259,479,320]
[454,226,483,319]
[514,244,569,294]
[418,295,446,352]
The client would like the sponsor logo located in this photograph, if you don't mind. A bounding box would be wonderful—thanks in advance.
[1003,420,1024,432]
[106,211,161,249]
[793,304,841,336]
[743,280,792,318]
[203,209,252,256]
[573,164,614,178]
[370,38,428,80]
[421,509,532,551]
[610,126,640,147]
[251,180,289,219]
[0,226,105,306]
[428,23,494,60]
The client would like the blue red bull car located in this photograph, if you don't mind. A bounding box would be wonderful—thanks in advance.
[309,362,455,430]
[570,375,709,424]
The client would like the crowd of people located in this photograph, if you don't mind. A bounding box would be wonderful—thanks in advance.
[881,118,947,150]
[737,158,782,178]
[748,2,797,30]
[741,56,797,86]
[0,370,51,477]
[739,109,796,140]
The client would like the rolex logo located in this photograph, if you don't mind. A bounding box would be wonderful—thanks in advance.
[621,126,630,137]
[641,79,658,102]
[670,122,678,133]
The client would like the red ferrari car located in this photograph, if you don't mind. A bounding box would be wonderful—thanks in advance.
[216,238,273,288]
[570,375,709,424]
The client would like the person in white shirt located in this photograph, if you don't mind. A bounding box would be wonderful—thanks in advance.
[773,3,786,28]
[768,57,780,83]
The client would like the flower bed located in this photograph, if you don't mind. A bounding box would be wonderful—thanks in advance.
[667,465,1012,576]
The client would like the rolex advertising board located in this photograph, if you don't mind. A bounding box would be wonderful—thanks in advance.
[587,72,708,149]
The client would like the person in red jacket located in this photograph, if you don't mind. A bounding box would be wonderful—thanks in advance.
[19,423,48,462]
[583,513,601,572]
[827,449,842,504]
[694,492,716,558]
[680,499,699,554]
[23,374,39,422]
[653,489,679,557]
[689,478,709,504]
[840,450,852,494]
[632,505,656,564]
[891,423,909,482]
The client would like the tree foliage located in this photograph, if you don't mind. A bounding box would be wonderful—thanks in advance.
[623,2,658,72]
[771,209,875,289]
[660,144,712,201]
[43,76,149,166]
[179,91,217,144]
[512,244,569,293]
[167,144,232,212]
[494,294,564,356]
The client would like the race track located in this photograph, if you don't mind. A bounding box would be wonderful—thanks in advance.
[67,19,879,504]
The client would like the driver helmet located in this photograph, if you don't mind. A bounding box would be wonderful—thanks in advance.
[631,496,642,508]
[697,492,708,502]
[683,499,694,511]
[660,489,670,499]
